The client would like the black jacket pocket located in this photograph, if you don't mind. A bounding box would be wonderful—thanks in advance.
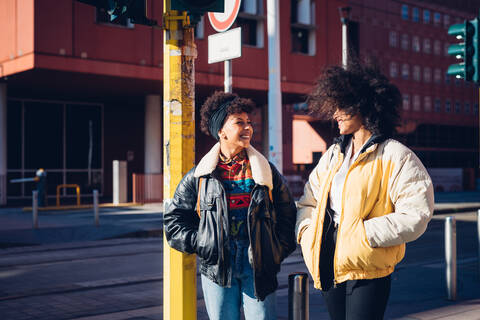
[196,195,220,265]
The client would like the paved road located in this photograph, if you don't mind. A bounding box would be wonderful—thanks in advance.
[0,213,479,320]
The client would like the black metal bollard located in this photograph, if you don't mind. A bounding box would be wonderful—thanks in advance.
[445,216,457,300]
[288,272,309,320]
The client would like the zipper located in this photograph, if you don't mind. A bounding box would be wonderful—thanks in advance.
[316,148,344,290]
[211,173,230,287]
[247,184,260,298]
[332,150,371,286]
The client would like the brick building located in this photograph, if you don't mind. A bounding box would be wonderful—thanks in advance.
[0,0,477,204]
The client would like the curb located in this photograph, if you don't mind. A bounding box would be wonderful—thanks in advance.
[433,206,480,215]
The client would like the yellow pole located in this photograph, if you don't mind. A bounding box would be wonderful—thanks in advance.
[163,1,197,319]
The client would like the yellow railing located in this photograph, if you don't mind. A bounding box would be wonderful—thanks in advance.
[56,184,81,207]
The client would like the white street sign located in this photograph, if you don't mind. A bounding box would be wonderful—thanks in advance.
[208,0,241,32]
[208,27,242,64]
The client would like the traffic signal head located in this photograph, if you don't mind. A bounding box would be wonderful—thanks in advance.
[75,0,157,26]
[170,0,223,13]
[170,0,224,25]
[447,19,478,83]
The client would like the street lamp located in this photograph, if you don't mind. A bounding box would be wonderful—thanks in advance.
[338,6,352,68]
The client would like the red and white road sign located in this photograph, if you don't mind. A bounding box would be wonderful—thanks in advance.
[208,0,241,32]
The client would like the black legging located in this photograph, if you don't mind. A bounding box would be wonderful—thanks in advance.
[319,205,391,320]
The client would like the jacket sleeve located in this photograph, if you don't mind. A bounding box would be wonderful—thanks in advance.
[163,168,200,254]
[270,163,298,259]
[364,148,434,248]
[295,145,334,243]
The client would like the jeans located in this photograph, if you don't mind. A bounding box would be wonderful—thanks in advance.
[201,239,277,320]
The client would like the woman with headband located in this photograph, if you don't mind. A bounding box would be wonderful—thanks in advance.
[164,91,297,320]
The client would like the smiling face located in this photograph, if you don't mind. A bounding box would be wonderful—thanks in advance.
[218,112,253,153]
[333,109,364,135]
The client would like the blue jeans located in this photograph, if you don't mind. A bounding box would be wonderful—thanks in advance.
[201,240,277,320]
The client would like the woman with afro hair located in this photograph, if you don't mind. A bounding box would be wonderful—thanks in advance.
[296,60,434,320]
[164,91,297,320]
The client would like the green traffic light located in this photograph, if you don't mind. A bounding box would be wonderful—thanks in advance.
[448,44,465,59]
[448,22,472,39]
[447,63,466,78]
[448,43,474,59]
[446,18,478,83]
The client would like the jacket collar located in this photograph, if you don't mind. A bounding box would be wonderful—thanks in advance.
[334,134,386,155]
[194,143,273,190]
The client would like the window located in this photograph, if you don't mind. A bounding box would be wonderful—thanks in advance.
[291,27,315,54]
[194,16,204,39]
[412,7,419,22]
[423,10,430,24]
[424,96,432,112]
[445,72,451,85]
[474,103,478,115]
[10,100,104,199]
[424,67,431,83]
[291,0,314,24]
[412,36,420,52]
[423,38,431,54]
[401,34,409,50]
[291,0,315,55]
[434,98,442,112]
[403,94,410,110]
[434,12,441,26]
[455,77,461,86]
[389,31,398,47]
[444,42,450,56]
[401,5,409,20]
[413,65,421,81]
[454,101,461,113]
[238,0,265,48]
[434,40,441,55]
[390,62,398,78]
[413,95,421,111]
[465,102,470,114]
[96,7,134,27]
[401,63,410,79]
[434,68,442,84]
[444,14,450,28]
[241,0,259,14]
[445,100,451,113]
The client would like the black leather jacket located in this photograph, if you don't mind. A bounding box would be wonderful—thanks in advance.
[164,163,297,300]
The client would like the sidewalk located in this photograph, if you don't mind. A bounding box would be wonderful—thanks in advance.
[0,203,164,247]
[1,192,478,247]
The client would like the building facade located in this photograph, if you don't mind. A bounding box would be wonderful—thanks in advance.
[292,0,479,193]
[0,0,478,204]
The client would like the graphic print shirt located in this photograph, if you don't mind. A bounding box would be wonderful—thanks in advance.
[217,150,255,240]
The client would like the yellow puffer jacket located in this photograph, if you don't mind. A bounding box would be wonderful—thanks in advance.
[295,136,434,289]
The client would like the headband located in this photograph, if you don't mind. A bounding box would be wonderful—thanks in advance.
[208,97,237,140]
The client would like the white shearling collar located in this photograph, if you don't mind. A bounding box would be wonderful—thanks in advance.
[194,143,273,190]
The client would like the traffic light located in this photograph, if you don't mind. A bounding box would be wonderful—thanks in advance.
[447,17,478,83]
[170,0,224,24]
[75,0,157,26]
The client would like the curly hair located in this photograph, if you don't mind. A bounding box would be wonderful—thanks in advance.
[200,91,255,136]
[308,59,402,138]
